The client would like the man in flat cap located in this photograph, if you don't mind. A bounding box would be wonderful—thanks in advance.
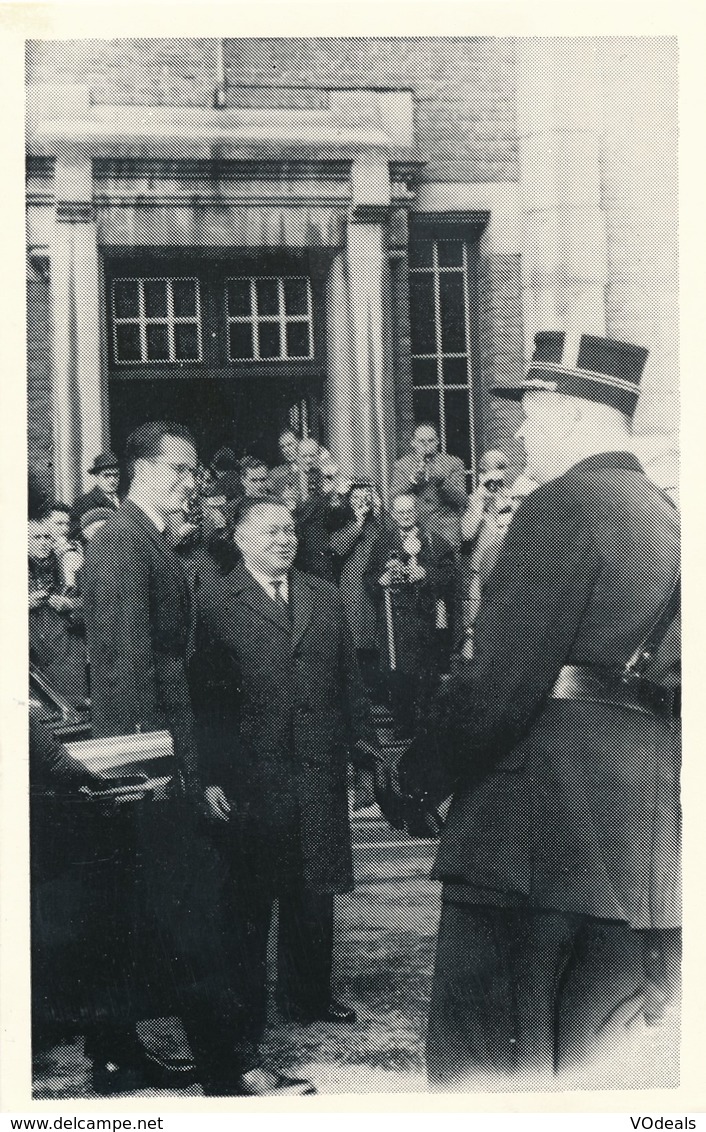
[70,451,122,529]
[391,332,681,1087]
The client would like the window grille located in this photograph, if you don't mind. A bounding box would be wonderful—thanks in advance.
[409,239,478,487]
[111,277,202,364]
[225,276,313,362]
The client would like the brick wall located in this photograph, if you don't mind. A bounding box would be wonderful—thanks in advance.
[475,251,524,468]
[26,36,519,184]
[27,278,54,502]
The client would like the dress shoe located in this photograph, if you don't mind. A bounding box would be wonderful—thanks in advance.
[202,1066,316,1097]
[287,998,357,1026]
[90,1049,196,1095]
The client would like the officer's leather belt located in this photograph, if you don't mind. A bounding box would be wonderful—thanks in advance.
[549,664,674,718]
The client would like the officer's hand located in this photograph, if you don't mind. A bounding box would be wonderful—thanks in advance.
[460,635,474,661]
[204,785,231,823]
[29,590,49,609]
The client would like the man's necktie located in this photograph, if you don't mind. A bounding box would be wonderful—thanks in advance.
[272,579,288,607]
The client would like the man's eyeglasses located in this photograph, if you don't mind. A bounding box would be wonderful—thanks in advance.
[153,461,199,480]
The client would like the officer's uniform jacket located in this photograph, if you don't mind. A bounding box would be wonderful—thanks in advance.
[401,451,680,930]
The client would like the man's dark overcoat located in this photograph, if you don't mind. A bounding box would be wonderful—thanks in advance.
[401,451,680,931]
[83,498,199,793]
[190,562,376,893]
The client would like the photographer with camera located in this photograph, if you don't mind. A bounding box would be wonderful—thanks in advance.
[330,483,390,692]
[458,450,531,660]
[365,493,455,740]
[28,514,88,707]
[391,422,468,551]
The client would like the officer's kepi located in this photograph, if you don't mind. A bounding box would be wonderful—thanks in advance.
[492,331,649,417]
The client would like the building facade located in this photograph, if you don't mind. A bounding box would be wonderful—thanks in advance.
[26,37,678,504]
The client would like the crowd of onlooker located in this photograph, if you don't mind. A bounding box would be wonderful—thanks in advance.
[28,423,536,736]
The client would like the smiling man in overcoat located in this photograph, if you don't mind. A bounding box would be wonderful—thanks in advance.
[395,332,681,1088]
[190,498,378,1096]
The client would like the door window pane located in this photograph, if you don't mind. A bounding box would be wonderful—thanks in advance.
[226,280,251,318]
[256,278,280,317]
[172,279,197,318]
[174,323,199,361]
[145,324,169,361]
[443,389,471,464]
[258,323,281,358]
[229,322,254,359]
[412,389,441,433]
[114,324,141,362]
[437,241,464,268]
[143,280,168,319]
[286,322,310,358]
[284,278,309,316]
[408,241,433,269]
[113,280,139,319]
[443,356,470,386]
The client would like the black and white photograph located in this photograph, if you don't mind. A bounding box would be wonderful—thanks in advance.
[1,8,697,1112]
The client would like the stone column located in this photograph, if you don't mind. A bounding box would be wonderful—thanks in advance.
[324,250,358,474]
[50,154,105,502]
[342,153,396,506]
[599,38,678,487]
[516,39,607,355]
[516,38,678,494]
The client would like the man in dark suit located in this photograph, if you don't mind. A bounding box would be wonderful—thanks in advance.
[191,499,378,1095]
[393,333,681,1088]
[70,451,122,530]
[81,421,250,1096]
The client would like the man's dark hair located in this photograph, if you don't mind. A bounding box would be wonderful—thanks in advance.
[47,502,72,516]
[211,446,239,472]
[413,420,439,435]
[239,455,269,477]
[278,428,300,441]
[234,497,290,530]
[124,421,196,482]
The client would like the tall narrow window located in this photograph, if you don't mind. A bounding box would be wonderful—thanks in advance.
[408,239,478,487]
[225,276,313,362]
[111,277,202,364]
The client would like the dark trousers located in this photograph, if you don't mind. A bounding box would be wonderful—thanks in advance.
[81,803,243,1088]
[386,666,439,739]
[426,902,681,1088]
[217,865,334,1070]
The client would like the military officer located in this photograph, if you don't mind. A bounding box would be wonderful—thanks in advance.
[394,332,681,1088]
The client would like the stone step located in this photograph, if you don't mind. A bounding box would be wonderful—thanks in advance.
[354,836,436,862]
